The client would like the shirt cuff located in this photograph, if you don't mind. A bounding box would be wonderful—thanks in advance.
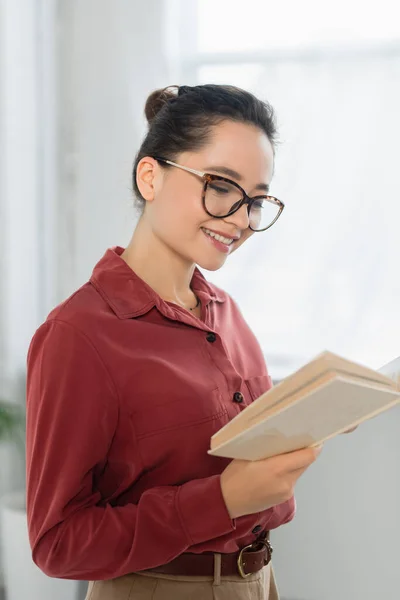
[176,474,236,546]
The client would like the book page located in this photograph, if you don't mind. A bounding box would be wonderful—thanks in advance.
[209,376,400,461]
[378,356,400,387]
[210,352,397,449]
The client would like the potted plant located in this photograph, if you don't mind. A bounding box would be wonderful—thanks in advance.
[0,398,81,600]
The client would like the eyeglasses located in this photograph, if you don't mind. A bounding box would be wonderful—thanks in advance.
[153,157,284,232]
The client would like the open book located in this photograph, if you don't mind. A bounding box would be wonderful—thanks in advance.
[208,351,400,461]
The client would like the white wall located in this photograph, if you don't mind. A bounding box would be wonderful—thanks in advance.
[0,0,172,479]
[273,407,400,600]
[0,0,170,378]
[0,0,47,587]
[0,0,43,392]
[56,0,171,300]
[1,0,172,478]
[0,0,170,595]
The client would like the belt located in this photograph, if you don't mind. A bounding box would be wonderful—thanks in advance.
[147,532,273,579]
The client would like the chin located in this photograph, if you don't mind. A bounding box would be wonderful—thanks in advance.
[196,256,228,272]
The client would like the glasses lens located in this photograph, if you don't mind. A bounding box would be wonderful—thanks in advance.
[249,197,281,231]
[205,179,281,231]
[205,179,243,217]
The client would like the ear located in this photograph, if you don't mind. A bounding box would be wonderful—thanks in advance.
[136,157,159,202]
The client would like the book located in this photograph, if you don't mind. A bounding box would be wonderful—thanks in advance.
[208,351,400,461]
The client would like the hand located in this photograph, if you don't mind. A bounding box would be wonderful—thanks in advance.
[220,445,323,520]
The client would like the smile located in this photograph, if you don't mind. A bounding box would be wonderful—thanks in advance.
[201,228,234,245]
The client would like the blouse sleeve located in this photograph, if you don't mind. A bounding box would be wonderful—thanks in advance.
[26,319,235,580]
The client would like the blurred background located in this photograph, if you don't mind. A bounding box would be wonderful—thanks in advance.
[0,1,399,599]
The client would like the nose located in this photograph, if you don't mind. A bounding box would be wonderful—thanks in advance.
[223,203,250,231]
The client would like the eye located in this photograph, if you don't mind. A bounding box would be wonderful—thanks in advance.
[252,200,265,210]
[209,182,231,195]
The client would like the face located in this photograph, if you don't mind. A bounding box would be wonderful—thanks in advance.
[136,120,275,271]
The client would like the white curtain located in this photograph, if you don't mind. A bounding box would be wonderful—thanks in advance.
[198,54,400,378]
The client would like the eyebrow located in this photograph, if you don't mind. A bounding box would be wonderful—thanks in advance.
[203,165,270,193]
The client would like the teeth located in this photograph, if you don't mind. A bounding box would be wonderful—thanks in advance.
[203,228,234,245]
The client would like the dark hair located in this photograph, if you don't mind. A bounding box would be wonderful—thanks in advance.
[132,84,278,209]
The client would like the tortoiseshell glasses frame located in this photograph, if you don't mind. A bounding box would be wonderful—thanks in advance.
[153,157,285,232]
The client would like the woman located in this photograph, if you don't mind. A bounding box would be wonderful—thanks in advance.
[26,84,322,600]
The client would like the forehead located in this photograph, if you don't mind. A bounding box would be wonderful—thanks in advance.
[190,120,274,183]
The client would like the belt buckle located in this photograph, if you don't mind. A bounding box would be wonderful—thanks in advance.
[237,543,254,578]
[237,538,274,579]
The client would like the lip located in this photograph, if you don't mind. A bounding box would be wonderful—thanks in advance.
[202,229,231,254]
[201,227,241,241]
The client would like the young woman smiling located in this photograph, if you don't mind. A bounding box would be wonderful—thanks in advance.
[26,84,324,600]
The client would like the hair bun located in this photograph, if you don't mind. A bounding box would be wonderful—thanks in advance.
[144,86,179,125]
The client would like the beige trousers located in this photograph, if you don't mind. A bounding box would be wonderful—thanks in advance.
[85,559,279,600]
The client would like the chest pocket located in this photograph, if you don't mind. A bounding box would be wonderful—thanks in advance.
[244,374,273,403]
[129,382,227,439]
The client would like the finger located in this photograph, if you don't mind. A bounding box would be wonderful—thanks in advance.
[288,448,323,481]
[279,445,323,472]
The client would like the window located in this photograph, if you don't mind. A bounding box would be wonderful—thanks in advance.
[173,0,400,378]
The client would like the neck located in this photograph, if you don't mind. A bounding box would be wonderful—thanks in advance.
[121,217,197,307]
